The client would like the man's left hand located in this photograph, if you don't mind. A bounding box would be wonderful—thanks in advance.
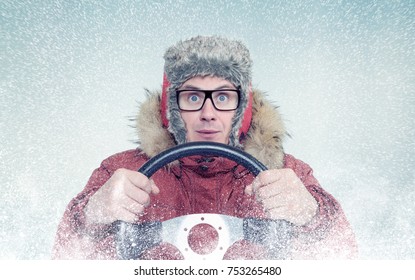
[245,169,318,226]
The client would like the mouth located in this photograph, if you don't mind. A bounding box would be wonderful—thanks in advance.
[196,130,220,139]
[197,130,219,134]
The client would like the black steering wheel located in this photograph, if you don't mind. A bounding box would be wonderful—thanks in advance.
[114,141,293,260]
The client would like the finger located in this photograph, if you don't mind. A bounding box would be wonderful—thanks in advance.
[260,194,284,210]
[256,170,283,186]
[117,207,142,223]
[150,179,160,194]
[245,176,262,195]
[245,171,280,196]
[255,184,283,201]
[122,197,146,216]
[114,195,146,222]
[107,195,144,223]
[247,170,283,196]
[244,183,253,195]
[264,206,287,221]
[125,185,152,206]
[124,180,159,205]
[126,170,154,194]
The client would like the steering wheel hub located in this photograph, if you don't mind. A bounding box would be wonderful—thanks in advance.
[188,223,219,255]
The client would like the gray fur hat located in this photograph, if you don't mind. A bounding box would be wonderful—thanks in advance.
[160,35,253,147]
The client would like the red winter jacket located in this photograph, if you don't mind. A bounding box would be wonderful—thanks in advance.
[52,150,357,259]
[52,89,358,259]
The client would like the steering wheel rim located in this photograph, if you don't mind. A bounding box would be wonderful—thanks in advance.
[115,141,292,260]
[138,141,267,177]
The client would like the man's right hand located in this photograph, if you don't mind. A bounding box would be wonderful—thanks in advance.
[85,168,160,225]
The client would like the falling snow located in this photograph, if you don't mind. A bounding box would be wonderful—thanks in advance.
[1,0,414,259]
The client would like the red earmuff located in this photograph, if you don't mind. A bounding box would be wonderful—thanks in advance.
[239,85,253,138]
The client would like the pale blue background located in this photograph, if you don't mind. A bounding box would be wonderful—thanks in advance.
[1,0,414,259]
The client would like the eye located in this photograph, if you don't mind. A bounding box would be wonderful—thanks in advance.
[189,94,201,102]
[217,94,228,102]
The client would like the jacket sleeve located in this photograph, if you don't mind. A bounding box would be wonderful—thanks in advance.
[51,158,118,259]
[284,154,359,259]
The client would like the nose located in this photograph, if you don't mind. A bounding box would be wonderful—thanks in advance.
[200,98,217,121]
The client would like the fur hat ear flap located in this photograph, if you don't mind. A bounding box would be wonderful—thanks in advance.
[161,73,170,129]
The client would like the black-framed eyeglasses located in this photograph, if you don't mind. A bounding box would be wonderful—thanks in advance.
[176,89,240,111]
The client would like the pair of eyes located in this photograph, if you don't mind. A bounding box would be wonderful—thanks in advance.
[189,94,227,102]
[181,91,236,103]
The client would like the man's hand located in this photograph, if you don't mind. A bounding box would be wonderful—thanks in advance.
[85,168,160,225]
[245,168,317,226]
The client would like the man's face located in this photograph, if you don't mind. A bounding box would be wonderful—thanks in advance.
[179,76,236,144]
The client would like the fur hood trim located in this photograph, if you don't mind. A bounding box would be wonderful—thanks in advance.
[136,89,285,169]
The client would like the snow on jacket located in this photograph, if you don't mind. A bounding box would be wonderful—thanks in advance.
[52,89,358,259]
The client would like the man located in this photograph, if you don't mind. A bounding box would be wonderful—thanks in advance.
[52,35,358,259]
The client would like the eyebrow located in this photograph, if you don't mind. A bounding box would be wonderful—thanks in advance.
[179,84,236,90]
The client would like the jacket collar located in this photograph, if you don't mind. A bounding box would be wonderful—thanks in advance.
[135,88,286,169]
